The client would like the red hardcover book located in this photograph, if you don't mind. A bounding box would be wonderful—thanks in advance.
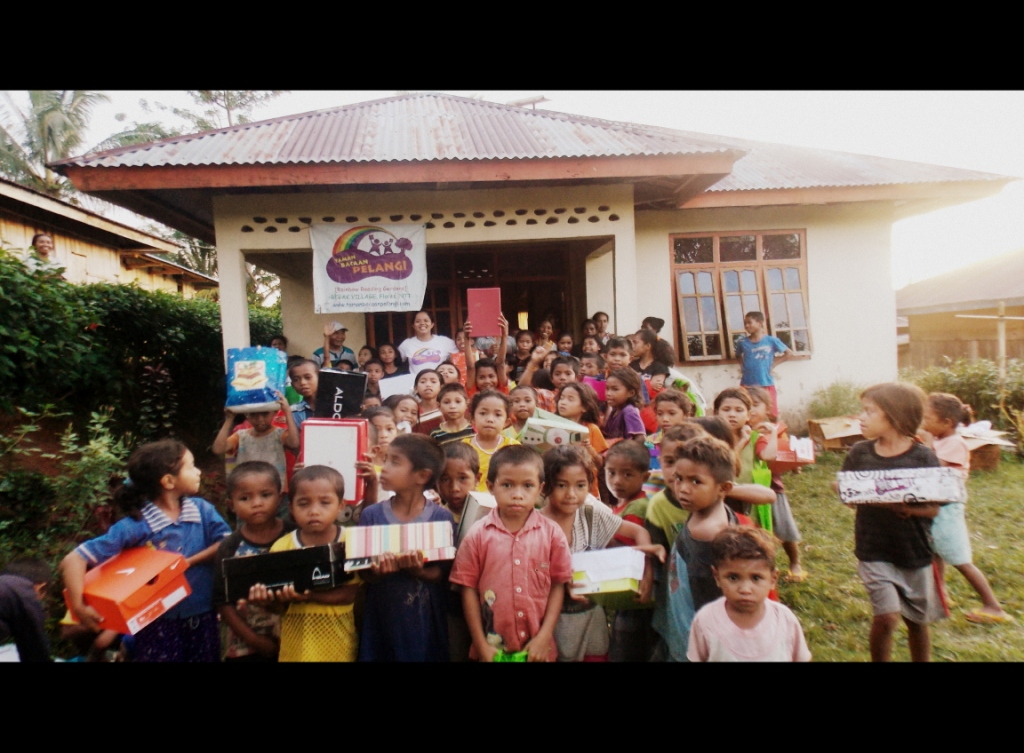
[466,288,502,338]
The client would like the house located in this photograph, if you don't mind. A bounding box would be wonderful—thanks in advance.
[53,93,1013,415]
[896,248,1024,370]
[0,177,217,297]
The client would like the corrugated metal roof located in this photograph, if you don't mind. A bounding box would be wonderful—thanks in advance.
[896,248,1024,314]
[56,93,739,168]
[651,129,1008,191]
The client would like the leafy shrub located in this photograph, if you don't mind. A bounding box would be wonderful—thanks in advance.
[900,358,1024,431]
[808,380,864,419]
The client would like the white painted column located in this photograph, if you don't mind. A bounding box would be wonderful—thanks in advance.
[612,223,638,336]
[217,241,251,360]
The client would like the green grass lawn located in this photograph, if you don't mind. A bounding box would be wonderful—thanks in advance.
[779,451,1024,662]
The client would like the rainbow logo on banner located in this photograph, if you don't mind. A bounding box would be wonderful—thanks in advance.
[326,225,414,284]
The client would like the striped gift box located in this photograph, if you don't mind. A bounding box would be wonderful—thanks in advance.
[343,522,456,571]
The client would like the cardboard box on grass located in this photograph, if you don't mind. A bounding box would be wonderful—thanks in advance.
[300,418,369,505]
[63,548,190,635]
[223,541,351,603]
[807,416,863,451]
[457,491,497,545]
[343,521,456,571]
[962,431,1015,472]
[836,466,967,505]
[518,414,588,453]
[571,547,650,611]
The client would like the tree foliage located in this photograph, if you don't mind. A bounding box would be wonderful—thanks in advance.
[155,90,286,132]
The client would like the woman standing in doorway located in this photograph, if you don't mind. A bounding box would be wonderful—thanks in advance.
[398,311,460,377]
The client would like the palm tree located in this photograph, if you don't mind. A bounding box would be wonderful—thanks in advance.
[0,90,177,203]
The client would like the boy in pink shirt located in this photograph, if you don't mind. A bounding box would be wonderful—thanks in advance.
[450,445,572,662]
[687,526,810,662]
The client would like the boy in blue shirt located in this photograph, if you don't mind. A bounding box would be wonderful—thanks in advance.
[734,311,791,415]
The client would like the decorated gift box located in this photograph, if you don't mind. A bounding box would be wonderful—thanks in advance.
[837,466,967,504]
[225,346,288,413]
[571,547,650,611]
[222,541,351,603]
[342,521,456,571]
[64,548,191,635]
[518,415,588,453]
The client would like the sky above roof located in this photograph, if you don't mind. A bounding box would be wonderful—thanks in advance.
[13,89,1022,290]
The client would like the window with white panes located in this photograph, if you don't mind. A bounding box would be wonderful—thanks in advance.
[670,230,811,361]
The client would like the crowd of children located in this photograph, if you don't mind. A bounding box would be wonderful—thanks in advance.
[24,308,1008,663]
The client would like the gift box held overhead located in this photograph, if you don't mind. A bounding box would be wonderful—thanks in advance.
[837,466,967,504]
[343,521,456,571]
[63,548,191,635]
[518,415,588,453]
[226,347,288,413]
[571,547,649,611]
[300,419,369,505]
[222,542,352,603]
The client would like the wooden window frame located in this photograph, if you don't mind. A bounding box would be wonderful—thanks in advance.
[669,230,812,363]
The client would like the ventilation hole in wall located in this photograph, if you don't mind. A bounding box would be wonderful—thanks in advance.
[253,216,267,223]
[473,211,485,218]
[443,221,455,228]
[345,216,358,223]
[275,217,288,223]
[506,219,517,225]
[410,214,422,221]
[368,216,381,222]
[554,207,567,214]
[264,226,278,232]
[432,213,444,219]
[545,217,558,224]
[464,221,475,227]
[241,225,254,232]
[298,217,312,224]
[567,216,579,224]
[484,220,496,227]
[588,216,600,223]
[534,208,547,215]
[453,212,466,218]
[493,210,505,217]
[426,222,435,229]
[598,205,610,212]
[609,214,620,221]
[526,219,538,225]
[288,226,300,232]
[515,209,528,215]
[574,207,586,214]
[390,214,403,222]
[322,216,335,222]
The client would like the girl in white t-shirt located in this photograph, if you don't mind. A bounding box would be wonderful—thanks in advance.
[398,311,459,376]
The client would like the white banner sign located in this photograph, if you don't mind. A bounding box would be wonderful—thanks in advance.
[310,223,427,313]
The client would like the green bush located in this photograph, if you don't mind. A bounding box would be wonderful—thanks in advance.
[0,247,282,450]
[900,358,1024,431]
[808,380,864,419]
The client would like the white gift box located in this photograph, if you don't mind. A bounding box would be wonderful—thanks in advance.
[837,466,967,504]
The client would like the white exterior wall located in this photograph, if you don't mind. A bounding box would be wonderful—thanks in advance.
[635,203,898,422]
[212,184,634,358]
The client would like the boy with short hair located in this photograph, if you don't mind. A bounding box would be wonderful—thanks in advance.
[735,311,792,415]
[288,359,320,430]
[688,526,810,662]
[213,462,293,662]
[450,445,572,662]
[652,436,763,662]
[579,353,605,378]
[0,557,51,662]
[550,356,580,389]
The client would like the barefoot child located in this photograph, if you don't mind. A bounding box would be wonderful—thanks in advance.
[245,465,361,662]
[213,462,292,662]
[431,383,474,446]
[464,390,519,491]
[919,392,1012,624]
[688,526,810,662]
[358,434,455,662]
[450,446,573,661]
[841,383,944,662]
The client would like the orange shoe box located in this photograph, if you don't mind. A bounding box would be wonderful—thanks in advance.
[64,548,191,635]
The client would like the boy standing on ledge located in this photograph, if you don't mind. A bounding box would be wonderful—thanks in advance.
[735,311,791,416]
